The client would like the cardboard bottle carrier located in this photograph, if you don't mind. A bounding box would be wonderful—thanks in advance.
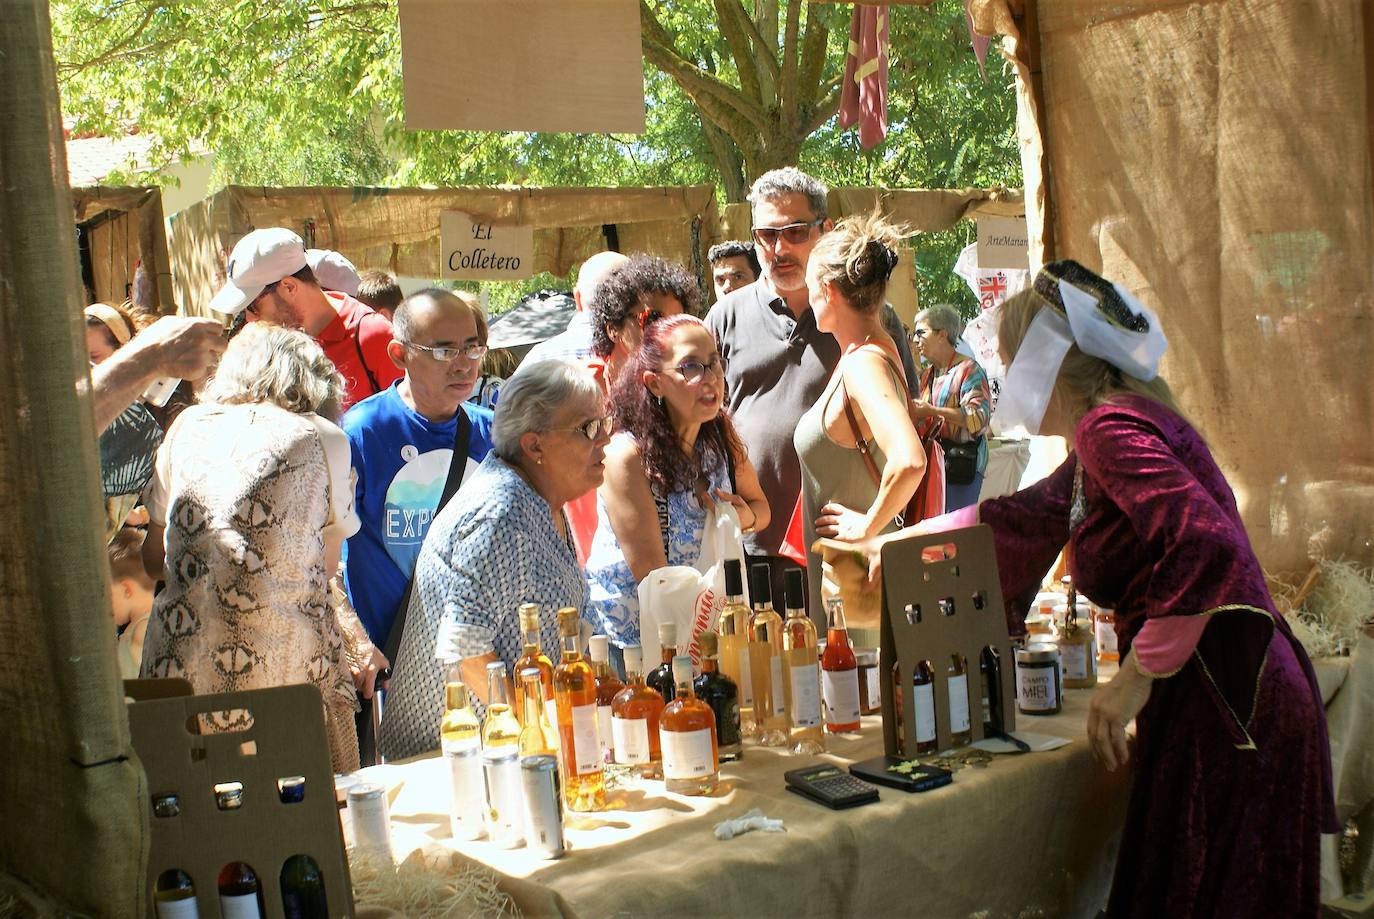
[125,680,355,918]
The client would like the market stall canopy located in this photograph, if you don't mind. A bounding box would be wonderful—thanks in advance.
[485,290,576,350]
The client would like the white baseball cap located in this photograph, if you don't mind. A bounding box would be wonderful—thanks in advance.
[210,228,309,316]
[307,248,361,296]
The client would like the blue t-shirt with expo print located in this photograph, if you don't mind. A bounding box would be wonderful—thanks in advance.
[342,381,494,644]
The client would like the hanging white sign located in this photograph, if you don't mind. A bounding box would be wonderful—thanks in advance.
[439,211,534,280]
[976,215,1030,271]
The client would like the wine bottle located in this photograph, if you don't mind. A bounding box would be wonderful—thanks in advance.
[692,630,741,761]
[279,854,327,919]
[746,563,788,746]
[552,607,605,811]
[646,621,678,704]
[513,604,558,747]
[588,635,623,764]
[716,558,755,737]
[659,655,719,795]
[517,668,559,757]
[820,598,861,733]
[610,644,665,778]
[947,652,972,746]
[781,569,823,753]
[440,670,485,841]
[153,868,199,919]
[217,862,264,919]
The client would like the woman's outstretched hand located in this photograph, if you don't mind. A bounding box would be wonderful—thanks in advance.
[1086,647,1153,771]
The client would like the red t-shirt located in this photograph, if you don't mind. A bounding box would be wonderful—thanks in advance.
[317,291,403,410]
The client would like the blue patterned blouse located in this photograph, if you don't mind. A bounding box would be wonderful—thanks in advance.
[585,432,729,649]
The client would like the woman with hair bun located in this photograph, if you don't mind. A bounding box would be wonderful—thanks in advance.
[801,213,927,617]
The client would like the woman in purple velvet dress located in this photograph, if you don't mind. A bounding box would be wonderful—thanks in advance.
[841,261,1337,917]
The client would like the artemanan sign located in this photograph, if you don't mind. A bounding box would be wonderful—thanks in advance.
[976,214,1030,271]
[439,211,535,280]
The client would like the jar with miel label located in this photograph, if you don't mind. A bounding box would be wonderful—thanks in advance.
[1014,644,1062,715]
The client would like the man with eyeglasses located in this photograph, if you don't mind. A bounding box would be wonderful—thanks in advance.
[211,227,402,410]
[340,288,496,659]
[705,167,917,610]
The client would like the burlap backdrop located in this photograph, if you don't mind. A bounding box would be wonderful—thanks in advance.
[0,3,146,914]
[72,185,176,313]
[978,0,1374,574]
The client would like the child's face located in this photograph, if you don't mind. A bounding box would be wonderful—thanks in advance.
[110,576,154,628]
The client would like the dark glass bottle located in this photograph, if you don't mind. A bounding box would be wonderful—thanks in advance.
[217,862,264,919]
[153,868,198,919]
[646,621,678,704]
[280,855,328,919]
[692,630,742,761]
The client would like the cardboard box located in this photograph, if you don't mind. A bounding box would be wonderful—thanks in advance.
[877,525,1018,754]
[126,681,354,917]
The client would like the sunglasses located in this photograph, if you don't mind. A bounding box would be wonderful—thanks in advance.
[751,219,823,247]
[673,354,726,384]
[245,281,281,315]
[404,341,488,363]
[912,328,930,341]
[550,415,613,441]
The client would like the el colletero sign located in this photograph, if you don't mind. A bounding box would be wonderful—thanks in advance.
[440,211,535,281]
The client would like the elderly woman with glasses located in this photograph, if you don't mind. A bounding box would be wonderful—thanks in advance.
[911,303,993,511]
[586,253,696,390]
[377,358,611,759]
[586,314,769,673]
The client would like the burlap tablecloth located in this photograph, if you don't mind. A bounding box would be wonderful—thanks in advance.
[356,671,1129,918]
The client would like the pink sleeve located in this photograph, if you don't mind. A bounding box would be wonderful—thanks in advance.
[919,504,979,534]
[1131,615,1209,677]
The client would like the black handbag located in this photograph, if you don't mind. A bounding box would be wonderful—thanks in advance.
[942,439,980,486]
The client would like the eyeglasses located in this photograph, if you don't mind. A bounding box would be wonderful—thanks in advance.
[245,281,280,315]
[403,341,488,363]
[549,415,613,441]
[673,354,726,384]
[751,219,823,247]
[912,328,930,341]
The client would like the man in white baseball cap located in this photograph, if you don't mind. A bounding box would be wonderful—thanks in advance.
[212,228,401,410]
[307,248,362,296]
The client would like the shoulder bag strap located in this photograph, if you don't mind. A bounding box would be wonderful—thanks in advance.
[840,378,883,488]
[351,321,383,395]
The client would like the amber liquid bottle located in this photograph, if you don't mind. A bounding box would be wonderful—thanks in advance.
[646,620,678,704]
[217,862,264,919]
[820,598,861,733]
[552,607,605,811]
[481,661,522,749]
[588,635,623,764]
[947,652,973,746]
[893,659,939,756]
[440,670,485,841]
[716,558,755,736]
[747,563,789,746]
[518,668,559,757]
[692,630,742,761]
[513,603,557,744]
[781,569,823,754]
[659,655,719,795]
[610,645,665,778]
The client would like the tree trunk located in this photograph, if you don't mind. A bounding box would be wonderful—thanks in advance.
[701,119,749,202]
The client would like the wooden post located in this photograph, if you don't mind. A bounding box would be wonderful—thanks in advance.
[0,2,146,913]
[1015,0,1056,261]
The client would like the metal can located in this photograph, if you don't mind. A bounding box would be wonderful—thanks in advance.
[481,748,525,849]
[334,773,361,848]
[346,781,394,862]
[446,743,487,841]
[519,754,565,859]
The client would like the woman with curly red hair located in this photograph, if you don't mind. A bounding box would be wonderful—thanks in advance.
[585,314,769,674]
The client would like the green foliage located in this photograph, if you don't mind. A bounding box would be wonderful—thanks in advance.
[52,0,1018,312]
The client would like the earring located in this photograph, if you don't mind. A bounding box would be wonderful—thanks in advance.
[655,395,665,410]
[537,457,543,465]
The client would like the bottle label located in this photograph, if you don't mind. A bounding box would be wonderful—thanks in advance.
[822,668,861,726]
[545,699,561,749]
[789,662,821,728]
[661,727,715,779]
[768,655,786,716]
[219,893,262,919]
[948,672,971,733]
[612,715,650,764]
[864,666,881,710]
[596,704,613,757]
[1061,642,1089,680]
[913,681,936,742]
[154,899,200,919]
[1096,619,1118,655]
[569,704,602,774]
[737,648,753,707]
[1017,663,1059,711]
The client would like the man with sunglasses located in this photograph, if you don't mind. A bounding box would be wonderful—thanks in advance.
[211,227,402,410]
[705,167,917,607]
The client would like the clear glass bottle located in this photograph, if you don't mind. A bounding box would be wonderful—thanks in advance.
[440,670,485,841]
[279,854,328,919]
[481,661,521,750]
[513,603,557,743]
[947,653,972,746]
[517,668,559,757]
[217,862,264,919]
[747,562,789,746]
[716,558,755,736]
[820,597,861,733]
[646,621,678,704]
[781,569,823,754]
[659,655,719,795]
[588,635,623,764]
[610,644,665,778]
[153,869,199,919]
[552,607,605,811]
[693,630,742,761]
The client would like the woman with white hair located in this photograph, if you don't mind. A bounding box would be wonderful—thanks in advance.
[911,302,992,511]
[140,323,362,770]
[378,359,611,760]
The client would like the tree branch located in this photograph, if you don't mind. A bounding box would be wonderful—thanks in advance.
[57,1,160,73]
[777,0,803,123]
[727,0,781,85]
[713,0,763,104]
[798,3,833,105]
[803,83,844,136]
[640,26,770,134]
